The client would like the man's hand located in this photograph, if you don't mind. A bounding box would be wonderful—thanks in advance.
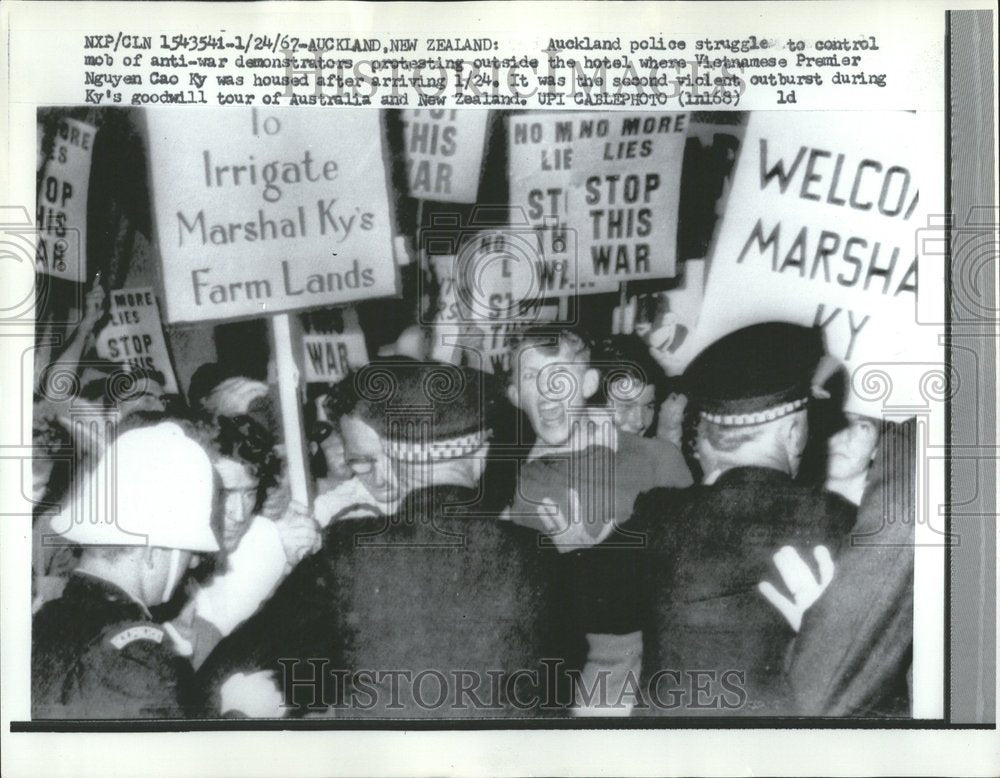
[260,476,291,520]
[536,488,611,551]
[655,393,687,448]
[758,545,835,632]
[219,671,287,718]
[81,282,106,331]
[274,500,321,567]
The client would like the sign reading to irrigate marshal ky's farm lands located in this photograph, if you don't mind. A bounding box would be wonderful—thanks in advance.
[693,112,938,415]
[401,110,488,203]
[508,112,688,297]
[146,109,397,323]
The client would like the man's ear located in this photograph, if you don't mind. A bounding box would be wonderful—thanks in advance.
[505,381,520,409]
[786,412,809,458]
[581,367,600,401]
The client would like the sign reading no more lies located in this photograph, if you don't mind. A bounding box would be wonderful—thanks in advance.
[95,286,179,393]
[146,108,398,324]
[508,112,689,297]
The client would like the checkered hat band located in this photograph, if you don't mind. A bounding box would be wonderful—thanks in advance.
[387,430,485,462]
[699,397,808,427]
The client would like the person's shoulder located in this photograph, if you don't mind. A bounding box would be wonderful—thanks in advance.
[813,485,858,532]
[322,513,393,546]
[618,432,694,486]
[94,620,175,663]
[66,619,192,716]
[34,577,136,635]
[510,450,574,507]
[64,619,185,694]
[630,483,693,525]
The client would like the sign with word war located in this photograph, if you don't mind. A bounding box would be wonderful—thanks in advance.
[693,112,939,416]
[146,108,397,323]
[95,287,179,393]
[36,117,96,281]
[302,307,369,384]
[402,109,489,203]
[430,246,557,374]
[508,112,688,296]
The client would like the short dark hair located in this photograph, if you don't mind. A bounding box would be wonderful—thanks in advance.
[504,325,593,387]
[592,334,669,405]
[321,368,388,435]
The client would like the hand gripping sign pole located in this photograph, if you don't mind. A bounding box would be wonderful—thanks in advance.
[269,313,311,506]
[145,108,400,504]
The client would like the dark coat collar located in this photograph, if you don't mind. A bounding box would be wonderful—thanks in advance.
[713,465,795,488]
[67,571,152,619]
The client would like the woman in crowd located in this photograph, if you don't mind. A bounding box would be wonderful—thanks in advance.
[826,412,884,506]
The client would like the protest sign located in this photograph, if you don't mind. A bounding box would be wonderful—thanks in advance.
[430,249,556,374]
[301,307,369,384]
[402,110,488,203]
[508,112,689,297]
[36,117,95,282]
[692,112,935,416]
[95,286,179,393]
[612,258,706,376]
[35,121,44,173]
[145,108,397,324]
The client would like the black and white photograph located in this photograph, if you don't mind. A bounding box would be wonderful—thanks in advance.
[28,105,929,720]
[1,1,996,776]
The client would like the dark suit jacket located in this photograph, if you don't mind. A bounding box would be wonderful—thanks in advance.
[788,419,915,716]
[576,466,856,716]
[33,574,195,719]
[198,484,566,718]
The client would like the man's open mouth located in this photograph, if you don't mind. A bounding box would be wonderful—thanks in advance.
[536,402,565,425]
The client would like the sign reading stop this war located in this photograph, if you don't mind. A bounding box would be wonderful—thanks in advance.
[95,287,179,393]
[36,117,96,282]
[402,110,488,203]
[694,112,936,416]
[146,108,397,324]
[508,112,688,297]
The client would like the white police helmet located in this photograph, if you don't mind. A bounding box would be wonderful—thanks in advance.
[51,421,220,552]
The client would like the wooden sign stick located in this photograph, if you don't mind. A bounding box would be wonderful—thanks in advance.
[270,312,311,506]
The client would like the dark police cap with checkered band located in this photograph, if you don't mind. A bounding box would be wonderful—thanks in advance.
[684,322,826,427]
[352,360,490,462]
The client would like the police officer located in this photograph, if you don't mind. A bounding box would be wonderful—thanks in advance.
[32,421,220,719]
[574,322,857,716]
[198,361,566,718]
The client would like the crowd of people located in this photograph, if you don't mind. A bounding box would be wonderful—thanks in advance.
[29,284,915,719]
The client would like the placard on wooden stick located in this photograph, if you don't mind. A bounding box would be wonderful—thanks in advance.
[145,108,398,505]
[402,109,489,203]
[692,112,937,416]
[508,112,689,297]
[146,108,397,324]
[95,287,179,393]
[36,117,96,282]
